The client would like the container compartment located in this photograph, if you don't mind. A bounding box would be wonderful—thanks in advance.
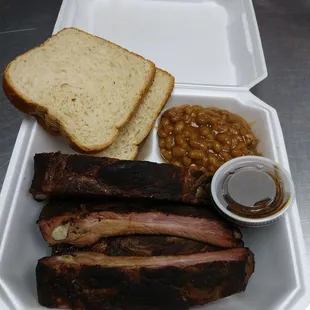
[0,88,307,310]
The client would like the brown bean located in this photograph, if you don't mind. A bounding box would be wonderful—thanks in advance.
[195,159,204,166]
[236,135,243,142]
[227,114,239,123]
[182,129,191,138]
[188,129,199,140]
[184,106,192,115]
[244,133,255,145]
[209,117,218,125]
[174,121,185,134]
[164,124,174,132]
[216,133,228,143]
[239,127,248,136]
[165,136,174,149]
[231,122,241,129]
[159,138,166,148]
[183,114,191,123]
[208,153,218,167]
[190,111,197,119]
[208,109,220,118]
[202,157,209,167]
[161,117,170,127]
[175,134,184,146]
[206,142,213,149]
[231,149,243,158]
[196,114,208,125]
[190,138,207,151]
[225,136,232,145]
[220,111,228,121]
[183,156,192,167]
[165,109,177,118]
[199,126,210,136]
[180,141,189,150]
[220,151,231,161]
[171,113,183,123]
[162,150,172,161]
[206,133,214,141]
[189,149,205,160]
[235,142,246,150]
[212,141,222,153]
[229,127,239,135]
[208,165,216,173]
[172,146,186,157]
[213,124,229,133]
[231,138,238,149]
[171,160,181,167]
[222,143,231,152]
[158,129,168,138]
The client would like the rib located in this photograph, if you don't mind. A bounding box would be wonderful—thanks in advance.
[38,199,242,248]
[36,248,255,310]
[52,235,223,256]
[30,152,212,205]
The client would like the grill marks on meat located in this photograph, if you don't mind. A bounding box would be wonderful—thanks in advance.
[36,248,254,310]
[38,200,242,248]
[52,235,222,256]
[30,152,212,205]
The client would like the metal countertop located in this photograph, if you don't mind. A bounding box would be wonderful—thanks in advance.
[1,0,310,307]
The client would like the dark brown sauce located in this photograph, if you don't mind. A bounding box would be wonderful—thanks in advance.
[222,167,289,219]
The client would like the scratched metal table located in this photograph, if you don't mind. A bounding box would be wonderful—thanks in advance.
[1,0,310,306]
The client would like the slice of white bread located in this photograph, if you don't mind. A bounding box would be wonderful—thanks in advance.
[3,27,156,153]
[95,68,174,160]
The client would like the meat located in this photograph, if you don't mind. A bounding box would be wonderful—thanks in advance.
[52,235,222,256]
[36,248,254,310]
[31,152,255,309]
[38,199,242,248]
[30,152,212,205]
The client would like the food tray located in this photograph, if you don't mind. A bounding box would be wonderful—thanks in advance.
[0,0,309,309]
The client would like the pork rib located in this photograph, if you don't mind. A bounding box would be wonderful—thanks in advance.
[37,248,254,310]
[52,235,223,256]
[38,199,242,248]
[30,152,212,204]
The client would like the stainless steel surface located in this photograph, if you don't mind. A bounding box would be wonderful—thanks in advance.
[0,0,62,185]
[251,0,310,275]
[0,0,310,304]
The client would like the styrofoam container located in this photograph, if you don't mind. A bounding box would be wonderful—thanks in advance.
[0,0,308,309]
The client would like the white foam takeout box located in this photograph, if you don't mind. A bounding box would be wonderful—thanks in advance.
[0,0,309,309]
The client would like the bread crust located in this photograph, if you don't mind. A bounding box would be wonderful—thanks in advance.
[131,69,174,159]
[134,68,175,147]
[2,27,156,153]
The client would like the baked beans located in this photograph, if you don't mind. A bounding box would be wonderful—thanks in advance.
[158,105,260,173]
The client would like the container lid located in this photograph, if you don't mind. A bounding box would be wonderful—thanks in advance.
[80,0,268,88]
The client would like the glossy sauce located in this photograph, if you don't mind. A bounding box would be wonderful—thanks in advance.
[218,166,288,219]
[158,106,260,174]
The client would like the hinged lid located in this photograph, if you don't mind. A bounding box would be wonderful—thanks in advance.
[54,0,267,89]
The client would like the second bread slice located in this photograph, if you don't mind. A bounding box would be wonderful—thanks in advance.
[96,68,174,160]
[3,27,156,153]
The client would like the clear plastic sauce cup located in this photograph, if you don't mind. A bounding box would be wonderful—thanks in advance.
[211,156,295,227]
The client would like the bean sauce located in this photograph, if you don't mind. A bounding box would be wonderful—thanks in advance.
[158,105,260,173]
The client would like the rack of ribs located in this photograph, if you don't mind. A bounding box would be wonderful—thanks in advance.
[30,152,212,205]
[37,248,254,310]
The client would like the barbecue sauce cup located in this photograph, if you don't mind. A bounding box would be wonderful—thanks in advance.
[211,156,295,227]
